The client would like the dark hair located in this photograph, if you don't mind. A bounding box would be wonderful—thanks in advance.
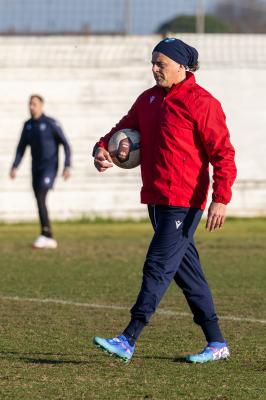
[188,62,200,72]
[30,94,44,103]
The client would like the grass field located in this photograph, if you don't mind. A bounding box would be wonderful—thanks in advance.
[0,219,265,400]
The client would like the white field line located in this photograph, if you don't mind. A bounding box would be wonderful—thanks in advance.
[1,295,265,325]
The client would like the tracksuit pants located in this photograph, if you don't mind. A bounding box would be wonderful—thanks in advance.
[124,205,224,343]
[33,187,53,238]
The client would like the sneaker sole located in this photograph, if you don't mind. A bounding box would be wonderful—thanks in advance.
[93,338,131,363]
[186,355,230,364]
[32,244,58,249]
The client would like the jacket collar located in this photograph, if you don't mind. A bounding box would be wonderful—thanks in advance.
[155,72,196,97]
[31,113,45,122]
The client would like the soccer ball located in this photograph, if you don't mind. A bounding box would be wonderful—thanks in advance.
[108,128,140,169]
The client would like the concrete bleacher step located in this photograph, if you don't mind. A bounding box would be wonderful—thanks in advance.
[0,35,266,219]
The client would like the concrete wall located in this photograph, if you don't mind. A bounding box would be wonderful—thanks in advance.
[0,35,265,221]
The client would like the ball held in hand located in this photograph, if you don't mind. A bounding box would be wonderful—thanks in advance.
[108,129,140,169]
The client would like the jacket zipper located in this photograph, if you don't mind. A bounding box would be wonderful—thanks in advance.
[181,157,186,187]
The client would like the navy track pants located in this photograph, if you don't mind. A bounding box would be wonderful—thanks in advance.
[130,205,219,329]
[33,187,52,237]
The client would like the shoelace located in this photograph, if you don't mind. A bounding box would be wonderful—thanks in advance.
[110,337,133,353]
[200,346,216,354]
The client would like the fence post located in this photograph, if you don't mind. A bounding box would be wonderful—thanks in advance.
[196,0,205,33]
[123,0,131,35]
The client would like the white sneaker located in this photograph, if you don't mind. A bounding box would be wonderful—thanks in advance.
[32,235,58,249]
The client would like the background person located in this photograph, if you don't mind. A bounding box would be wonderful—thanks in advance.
[10,94,71,249]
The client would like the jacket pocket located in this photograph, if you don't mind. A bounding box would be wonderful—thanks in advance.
[171,155,187,187]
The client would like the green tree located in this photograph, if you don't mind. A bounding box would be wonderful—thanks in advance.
[156,14,233,34]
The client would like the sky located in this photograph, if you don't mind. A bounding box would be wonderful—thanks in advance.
[0,0,217,34]
[0,0,265,34]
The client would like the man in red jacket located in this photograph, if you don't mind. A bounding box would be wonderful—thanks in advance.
[92,38,237,363]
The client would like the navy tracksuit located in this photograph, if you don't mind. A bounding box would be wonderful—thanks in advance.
[12,114,71,191]
[124,205,223,343]
[12,114,71,236]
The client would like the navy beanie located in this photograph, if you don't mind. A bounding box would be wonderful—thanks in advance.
[153,37,198,67]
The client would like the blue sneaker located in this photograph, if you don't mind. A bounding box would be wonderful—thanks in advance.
[93,334,135,362]
[186,341,230,363]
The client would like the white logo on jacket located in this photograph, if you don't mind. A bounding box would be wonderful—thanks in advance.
[175,220,183,230]
[40,123,47,131]
[149,96,156,104]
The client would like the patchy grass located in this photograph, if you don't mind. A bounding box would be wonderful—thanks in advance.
[0,219,265,399]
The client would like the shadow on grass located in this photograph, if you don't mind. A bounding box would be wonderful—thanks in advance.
[20,357,89,365]
[135,354,188,363]
[0,351,72,357]
[135,355,174,361]
[0,350,189,365]
[173,355,188,363]
[0,351,97,365]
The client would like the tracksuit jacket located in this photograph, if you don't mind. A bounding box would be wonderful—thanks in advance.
[95,72,237,210]
[12,114,71,191]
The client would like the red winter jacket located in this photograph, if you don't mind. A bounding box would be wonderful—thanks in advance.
[94,72,237,210]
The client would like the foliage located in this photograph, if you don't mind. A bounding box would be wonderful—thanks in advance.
[156,14,233,34]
